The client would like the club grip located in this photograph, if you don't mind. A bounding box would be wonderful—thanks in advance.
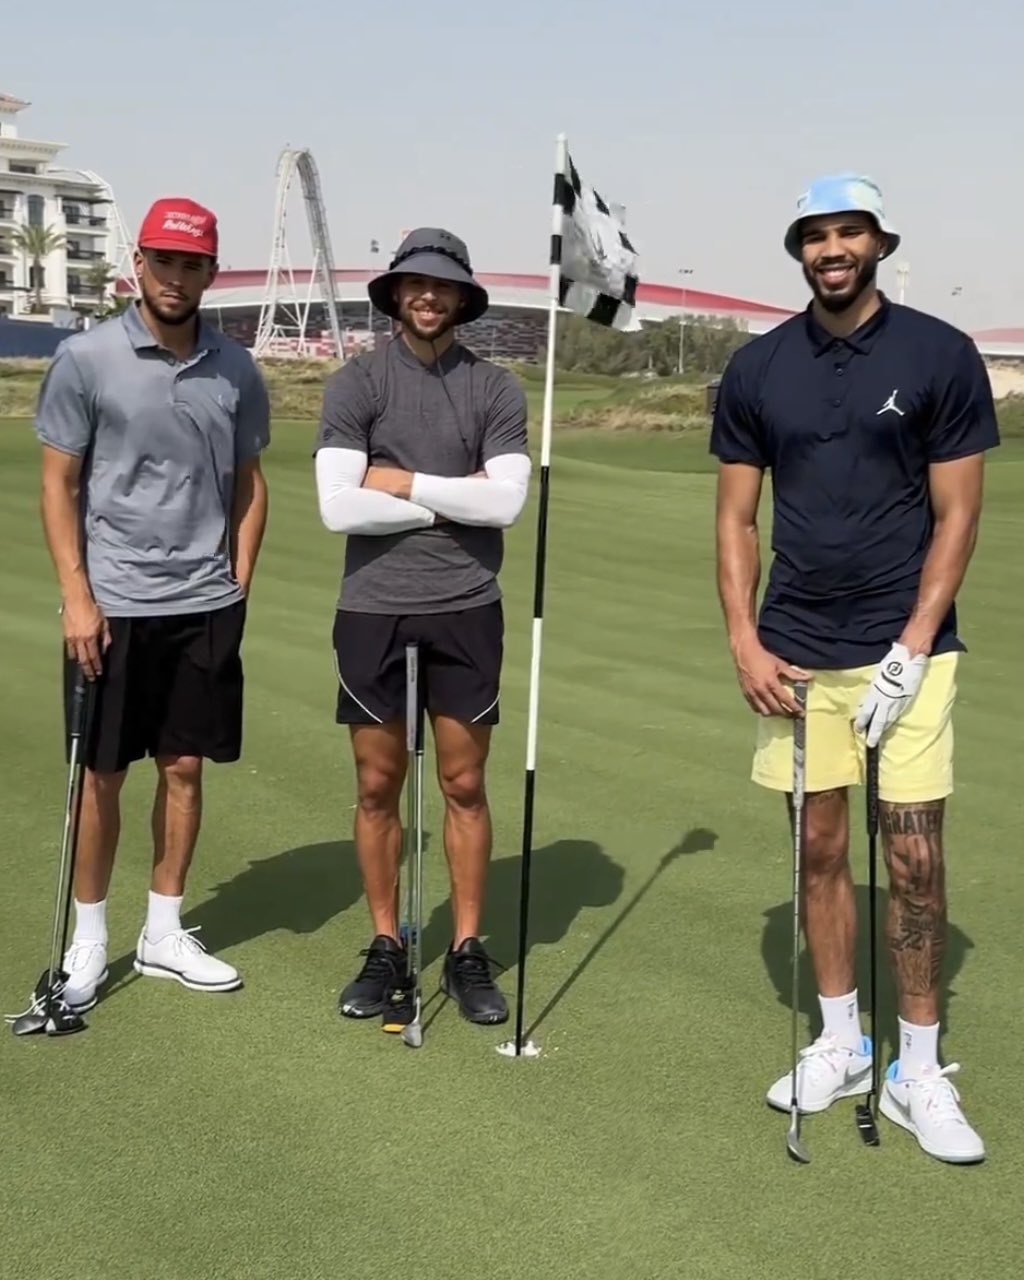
[865,746,880,837]
[68,665,89,739]
[404,643,421,752]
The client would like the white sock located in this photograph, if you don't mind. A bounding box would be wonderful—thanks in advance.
[72,898,108,945]
[819,989,862,1048]
[145,891,183,942]
[898,1017,939,1078]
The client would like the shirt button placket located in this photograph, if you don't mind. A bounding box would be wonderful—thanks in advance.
[831,348,848,408]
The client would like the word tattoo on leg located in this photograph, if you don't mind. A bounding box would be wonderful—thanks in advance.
[880,805,943,837]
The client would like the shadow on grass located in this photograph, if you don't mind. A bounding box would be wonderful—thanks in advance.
[100,838,366,999]
[521,825,719,1039]
[97,832,632,1012]
[761,886,975,1067]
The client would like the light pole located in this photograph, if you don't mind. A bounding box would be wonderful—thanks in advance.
[367,238,379,346]
[895,260,910,306]
[678,267,693,375]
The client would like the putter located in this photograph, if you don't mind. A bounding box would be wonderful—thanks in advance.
[400,641,426,1049]
[8,665,93,1038]
[854,745,881,1146]
[785,679,810,1164]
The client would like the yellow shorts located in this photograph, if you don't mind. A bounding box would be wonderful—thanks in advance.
[751,653,959,803]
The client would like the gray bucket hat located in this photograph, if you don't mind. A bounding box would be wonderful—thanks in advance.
[367,227,489,323]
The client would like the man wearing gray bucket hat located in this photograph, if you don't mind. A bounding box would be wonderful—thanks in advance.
[710,174,999,1163]
[313,227,530,1030]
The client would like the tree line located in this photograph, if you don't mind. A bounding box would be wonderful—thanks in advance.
[554,313,756,378]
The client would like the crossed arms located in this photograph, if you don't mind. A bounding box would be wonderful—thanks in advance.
[314,449,531,535]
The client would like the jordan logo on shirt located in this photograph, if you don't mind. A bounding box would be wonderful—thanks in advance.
[876,389,906,417]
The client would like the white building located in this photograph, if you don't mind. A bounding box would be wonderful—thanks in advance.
[0,92,121,321]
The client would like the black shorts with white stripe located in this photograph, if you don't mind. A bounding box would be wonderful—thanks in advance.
[331,601,503,727]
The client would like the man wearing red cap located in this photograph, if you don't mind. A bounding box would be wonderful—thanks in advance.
[32,196,271,1011]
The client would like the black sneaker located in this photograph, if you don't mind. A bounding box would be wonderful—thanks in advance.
[338,934,408,1019]
[441,938,508,1025]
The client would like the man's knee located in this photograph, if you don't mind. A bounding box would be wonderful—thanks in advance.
[439,763,487,812]
[791,788,849,876]
[156,756,204,808]
[84,767,128,800]
[351,724,406,814]
[881,801,945,898]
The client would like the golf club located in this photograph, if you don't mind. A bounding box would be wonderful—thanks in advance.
[8,663,93,1038]
[384,640,427,1049]
[854,744,881,1146]
[786,679,810,1164]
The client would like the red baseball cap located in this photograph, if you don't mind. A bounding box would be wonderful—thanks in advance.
[137,197,218,259]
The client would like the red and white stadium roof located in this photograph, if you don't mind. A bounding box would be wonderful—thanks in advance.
[167,267,798,332]
[116,268,1024,356]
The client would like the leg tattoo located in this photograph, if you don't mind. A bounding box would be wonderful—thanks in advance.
[880,801,946,1021]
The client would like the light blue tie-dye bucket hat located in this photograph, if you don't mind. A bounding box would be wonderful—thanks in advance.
[784,173,901,261]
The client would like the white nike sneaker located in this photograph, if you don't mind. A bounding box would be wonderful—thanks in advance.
[61,939,109,1012]
[879,1061,986,1163]
[133,927,242,993]
[766,1032,873,1114]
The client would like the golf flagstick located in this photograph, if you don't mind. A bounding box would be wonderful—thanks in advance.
[504,133,567,1060]
[500,135,639,1060]
[854,745,881,1144]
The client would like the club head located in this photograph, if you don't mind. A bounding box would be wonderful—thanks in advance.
[854,1102,880,1146]
[9,1010,49,1037]
[46,1007,87,1036]
[786,1110,810,1164]
[401,1022,423,1049]
[7,969,86,1038]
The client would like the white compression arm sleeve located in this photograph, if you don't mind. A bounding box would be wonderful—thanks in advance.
[315,447,436,535]
[409,453,531,528]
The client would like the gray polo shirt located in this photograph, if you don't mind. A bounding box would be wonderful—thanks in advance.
[314,337,528,614]
[34,302,271,617]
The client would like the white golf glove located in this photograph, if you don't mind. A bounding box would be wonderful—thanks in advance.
[854,642,928,748]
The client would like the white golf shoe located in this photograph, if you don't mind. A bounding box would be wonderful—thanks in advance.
[766,1032,873,1114]
[880,1061,986,1163]
[133,926,242,993]
[61,939,109,1012]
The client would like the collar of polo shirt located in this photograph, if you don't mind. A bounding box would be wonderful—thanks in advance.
[804,291,893,358]
[120,299,221,355]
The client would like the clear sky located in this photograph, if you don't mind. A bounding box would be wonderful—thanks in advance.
[7,0,1022,329]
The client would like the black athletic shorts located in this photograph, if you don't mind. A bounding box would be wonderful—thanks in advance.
[63,600,247,774]
[332,600,503,727]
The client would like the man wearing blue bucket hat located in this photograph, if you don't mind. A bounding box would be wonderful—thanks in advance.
[710,174,999,1162]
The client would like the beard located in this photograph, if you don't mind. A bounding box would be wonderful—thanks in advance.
[140,279,200,327]
[397,299,459,344]
[803,253,878,314]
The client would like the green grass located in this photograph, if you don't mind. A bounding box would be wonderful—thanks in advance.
[2,418,1023,1279]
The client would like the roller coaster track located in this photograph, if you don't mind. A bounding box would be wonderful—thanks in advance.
[253,147,343,359]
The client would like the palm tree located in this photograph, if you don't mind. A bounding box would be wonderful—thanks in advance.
[12,223,66,313]
[83,258,117,317]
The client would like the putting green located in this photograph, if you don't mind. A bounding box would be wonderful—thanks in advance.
[1,418,1022,1280]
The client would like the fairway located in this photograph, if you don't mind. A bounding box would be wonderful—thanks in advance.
[2,416,1023,1280]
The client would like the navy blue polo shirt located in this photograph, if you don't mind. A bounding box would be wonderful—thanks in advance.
[709,296,1000,669]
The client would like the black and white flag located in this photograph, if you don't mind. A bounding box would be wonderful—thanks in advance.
[553,151,639,331]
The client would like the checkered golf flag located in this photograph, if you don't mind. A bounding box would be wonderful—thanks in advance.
[553,151,639,330]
